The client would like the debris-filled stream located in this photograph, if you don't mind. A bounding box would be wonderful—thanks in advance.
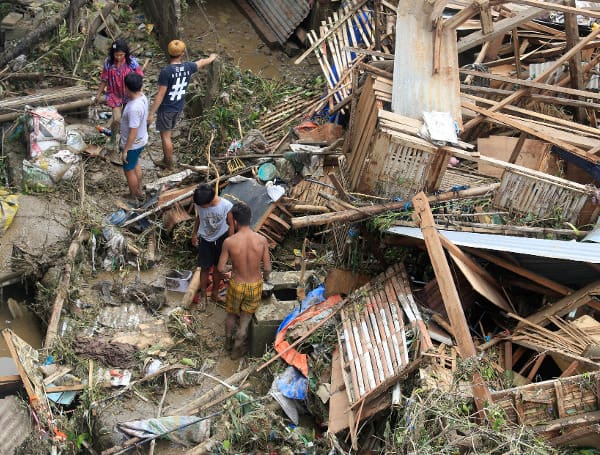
[0,0,599,454]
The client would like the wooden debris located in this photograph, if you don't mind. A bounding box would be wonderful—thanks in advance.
[412,191,492,412]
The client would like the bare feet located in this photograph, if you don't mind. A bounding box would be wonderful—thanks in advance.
[192,293,208,311]
[210,293,226,304]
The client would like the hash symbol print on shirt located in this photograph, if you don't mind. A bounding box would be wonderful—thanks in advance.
[169,77,188,101]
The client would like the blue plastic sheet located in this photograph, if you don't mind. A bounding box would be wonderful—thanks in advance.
[276,284,326,333]
[276,366,308,400]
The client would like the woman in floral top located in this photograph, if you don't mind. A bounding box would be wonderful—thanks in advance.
[94,39,144,146]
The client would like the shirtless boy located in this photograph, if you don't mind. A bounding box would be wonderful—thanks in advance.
[217,202,271,359]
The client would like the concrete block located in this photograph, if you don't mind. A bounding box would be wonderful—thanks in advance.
[1,13,23,30]
[269,270,316,291]
[249,297,298,357]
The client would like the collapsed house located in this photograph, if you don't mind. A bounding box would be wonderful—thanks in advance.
[1,0,600,453]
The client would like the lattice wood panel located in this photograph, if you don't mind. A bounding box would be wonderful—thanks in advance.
[490,371,600,426]
[494,170,590,223]
[356,129,436,199]
[338,263,429,403]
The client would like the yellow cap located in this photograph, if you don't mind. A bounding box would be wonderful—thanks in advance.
[592,22,599,30]
[167,40,186,57]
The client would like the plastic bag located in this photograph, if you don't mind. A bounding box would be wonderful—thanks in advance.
[0,189,19,235]
[22,159,55,193]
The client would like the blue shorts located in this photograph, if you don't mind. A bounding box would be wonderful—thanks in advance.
[122,146,144,171]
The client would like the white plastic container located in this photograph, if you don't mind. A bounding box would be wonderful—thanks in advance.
[163,270,193,292]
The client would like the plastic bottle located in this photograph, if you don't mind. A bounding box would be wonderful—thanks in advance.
[96,125,112,136]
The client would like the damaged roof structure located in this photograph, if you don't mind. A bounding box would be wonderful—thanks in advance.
[1,0,600,453]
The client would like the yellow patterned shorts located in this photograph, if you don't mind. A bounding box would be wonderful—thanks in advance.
[226,278,263,314]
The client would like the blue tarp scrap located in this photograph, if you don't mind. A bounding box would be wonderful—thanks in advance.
[276,285,326,334]
[275,366,308,400]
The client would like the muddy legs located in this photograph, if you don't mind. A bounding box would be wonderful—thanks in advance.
[225,312,252,359]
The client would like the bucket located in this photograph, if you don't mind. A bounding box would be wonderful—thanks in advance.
[163,270,193,292]
[257,162,277,182]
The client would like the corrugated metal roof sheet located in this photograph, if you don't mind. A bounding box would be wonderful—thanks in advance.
[248,0,310,45]
[387,226,600,263]
[392,4,462,122]
[0,395,32,454]
[529,60,600,90]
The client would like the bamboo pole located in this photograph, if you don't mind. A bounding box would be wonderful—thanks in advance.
[291,183,500,228]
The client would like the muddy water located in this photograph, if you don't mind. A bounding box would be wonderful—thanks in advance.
[181,0,299,80]
[0,297,43,375]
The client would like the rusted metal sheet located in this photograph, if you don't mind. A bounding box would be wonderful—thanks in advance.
[0,395,32,453]
[247,0,310,44]
[392,1,462,124]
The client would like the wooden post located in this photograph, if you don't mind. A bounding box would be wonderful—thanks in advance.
[511,29,523,78]
[412,192,492,413]
[182,267,201,308]
[45,230,89,348]
[564,0,586,123]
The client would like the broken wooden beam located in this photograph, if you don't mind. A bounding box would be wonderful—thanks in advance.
[463,248,573,297]
[412,191,492,413]
[522,280,600,328]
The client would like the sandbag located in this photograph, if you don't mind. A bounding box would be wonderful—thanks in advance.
[26,106,66,159]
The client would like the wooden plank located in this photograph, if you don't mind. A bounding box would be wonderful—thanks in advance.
[476,0,494,34]
[328,348,351,433]
[352,305,378,392]
[527,353,546,381]
[457,6,547,53]
[445,2,478,29]
[477,136,550,178]
[512,346,527,367]
[425,148,451,192]
[508,133,528,165]
[45,384,86,393]
[2,330,39,409]
[510,0,600,21]
[504,341,512,372]
[564,0,586,123]
[463,101,599,163]
[412,192,493,412]
[524,281,600,327]
[468,248,573,295]
[560,361,580,378]
[0,374,21,384]
[440,235,512,312]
